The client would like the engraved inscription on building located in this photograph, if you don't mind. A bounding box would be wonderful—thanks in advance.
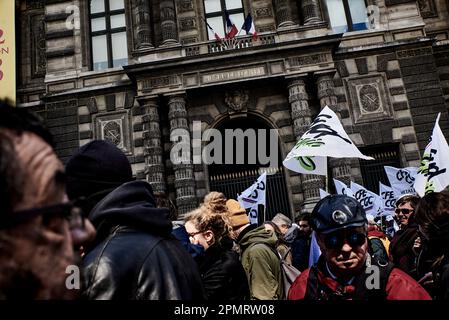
[202,66,266,84]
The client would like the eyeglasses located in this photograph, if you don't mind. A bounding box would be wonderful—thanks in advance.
[1,200,85,230]
[187,231,203,239]
[395,208,414,215]
[323,232,366,249]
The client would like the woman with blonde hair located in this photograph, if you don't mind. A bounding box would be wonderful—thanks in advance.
[185,205,249,300]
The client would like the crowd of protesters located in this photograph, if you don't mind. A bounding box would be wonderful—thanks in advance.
[1,100,449,300]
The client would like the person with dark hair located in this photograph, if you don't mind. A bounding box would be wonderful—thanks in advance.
[290,212,313,271]
[66,140,205,300]
[415,191,449,300]
[389,194,421,278]
[0,101,94,299]
[288,195,430,300]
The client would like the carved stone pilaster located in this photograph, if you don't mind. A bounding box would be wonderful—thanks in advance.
[273,0,295,28]
[160,0,178,45]
[288,78,311,140]
[301,0,322,24]
[133,0,153,49]
[168,95,197,216]
[142,99,166,193]
[316,73,338,111]
[288,78,324,209]
[315,72,353,188]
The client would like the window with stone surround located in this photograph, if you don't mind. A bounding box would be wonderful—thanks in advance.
[90,0,128,71]
[203,0,245,40]
[325,0,368,33]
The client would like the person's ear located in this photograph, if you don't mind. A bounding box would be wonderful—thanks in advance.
[204,230,215,245]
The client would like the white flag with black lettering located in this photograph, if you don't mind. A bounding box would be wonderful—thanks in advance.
[333,178,355,198]
[350,181,382,216]
[379,182,395,215]
[238,172,267,225]
[384,166,418,198]
[414,113,449,196]
[283,106,374,176]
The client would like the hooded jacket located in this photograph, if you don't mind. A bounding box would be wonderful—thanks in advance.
[237,225,283,300]
[82,181,205,300]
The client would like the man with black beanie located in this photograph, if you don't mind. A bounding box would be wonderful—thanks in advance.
[66,140,205,300]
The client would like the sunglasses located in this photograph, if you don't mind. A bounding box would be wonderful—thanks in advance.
[395,208,414,215]
[1,199,86,230]
[324,232,366,249]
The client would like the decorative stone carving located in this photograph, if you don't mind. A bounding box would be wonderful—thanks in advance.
[96,112,131,153]
[418,0,438,18]
[177,0,194,13]
[142,99,166,193]
[273,0,295,28]
[180,17,196,31]
[345,75,393,124]
[160,0,178,45]
[300,0,322,24]
[132,0,153,49]
[31,14,46,77]
[254,7,273,18]
[225,90,249,114]
[168,95,197,216]
[287,78,324,209]
[316,73,338,110]
[315,71,353,197]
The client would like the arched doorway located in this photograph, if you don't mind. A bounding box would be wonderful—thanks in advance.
[207,115,291,222]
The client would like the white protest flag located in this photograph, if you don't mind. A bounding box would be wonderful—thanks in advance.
[333,178,355,198]
[379,182,396,216]
[414,113,449,197]
[384,166,418,198]
[350,181,382,216]
[319,188,330,199]
[237,172,267,225]
[283,106,374,175]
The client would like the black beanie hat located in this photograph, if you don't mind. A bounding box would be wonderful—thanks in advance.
[65,140,133,200]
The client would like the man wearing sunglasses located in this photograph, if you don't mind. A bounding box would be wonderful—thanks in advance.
[288,194,430,300]
[0,101,95,299]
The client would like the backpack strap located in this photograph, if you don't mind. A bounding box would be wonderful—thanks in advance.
[353,256,394,300]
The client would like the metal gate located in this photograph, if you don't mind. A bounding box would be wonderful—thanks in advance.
[359,144,400,194]
[209,166,290,221]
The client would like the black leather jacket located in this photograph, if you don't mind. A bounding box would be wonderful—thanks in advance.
[82,181,205,300]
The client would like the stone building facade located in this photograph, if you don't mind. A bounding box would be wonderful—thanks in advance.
[16,0,449,219]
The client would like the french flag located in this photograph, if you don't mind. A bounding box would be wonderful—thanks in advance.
[205,20,222,42]
[242,13,257,40]
[225,10,238,39]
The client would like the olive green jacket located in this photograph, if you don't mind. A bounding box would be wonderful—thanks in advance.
[238,225,283,300]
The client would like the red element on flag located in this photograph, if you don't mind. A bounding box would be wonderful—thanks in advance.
[225,11,238,39]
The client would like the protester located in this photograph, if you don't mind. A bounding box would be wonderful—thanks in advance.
[272,213,293,237]
[226,199,283,299]
[185,205,249,300]
[263,221,292,264]
[291,213,313,271]
[415,191,449,299]
[367,216,390,262]
[389,194,420,278]
[288,194,431,300]
[66,140,205,299]
[0,101,94,299]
